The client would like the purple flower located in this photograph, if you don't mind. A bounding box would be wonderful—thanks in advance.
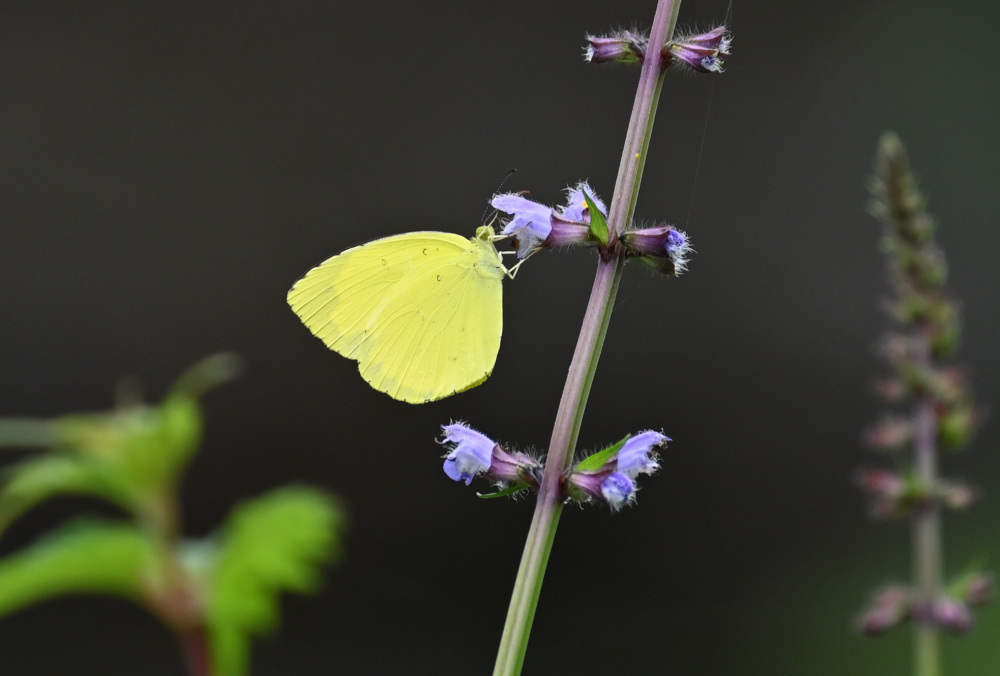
[491,182,607,258]
[600,472,636,510]
[441,423,497,485]
[933,597,974,634]
[616,430,668,478]
[858,585,911,635]
[439,422,544,489]
[565,428,670,510]
[666,26,731,73]
[584,32,648,64]
[491,193,553,241]
[621,225,693,275]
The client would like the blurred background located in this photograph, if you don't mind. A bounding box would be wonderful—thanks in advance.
[1,0,998,673]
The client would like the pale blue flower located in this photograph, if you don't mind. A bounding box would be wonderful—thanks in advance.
[491,193,553,241]
[616,430,668,478]
[561,182,607,223]
[441,423,496,485]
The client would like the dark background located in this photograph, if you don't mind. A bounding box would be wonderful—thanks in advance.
[1,0,998,673]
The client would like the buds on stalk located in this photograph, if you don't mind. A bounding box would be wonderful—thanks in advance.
[584,25,732,74]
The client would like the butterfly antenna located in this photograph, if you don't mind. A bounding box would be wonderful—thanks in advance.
[480,168,518,225]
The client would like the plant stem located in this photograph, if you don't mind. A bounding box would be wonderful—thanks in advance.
[492,2,681,674]
[913,347,942,676]
[179,625,213,676]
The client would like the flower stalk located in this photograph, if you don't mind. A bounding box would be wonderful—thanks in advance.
[492,1,682,673]
[858,133,989,676]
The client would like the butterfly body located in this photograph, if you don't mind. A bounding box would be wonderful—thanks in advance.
[288,226,505,403]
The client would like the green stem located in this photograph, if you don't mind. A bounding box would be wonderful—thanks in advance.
[493,2,681,674]
[913,368,942,676]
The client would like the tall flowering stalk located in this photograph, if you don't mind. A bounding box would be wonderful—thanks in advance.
[857,133,991,676]
[431,1,732,673]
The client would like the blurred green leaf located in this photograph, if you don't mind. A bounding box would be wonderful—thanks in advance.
[207,486,344,676]
[167,353,242,400]
[29,355,241,498]
[0,456,133,534]
[0,520,155,618]
[0,419,58,448]
[574,435,630,472]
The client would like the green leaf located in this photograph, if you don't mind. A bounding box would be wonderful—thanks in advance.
[574,435,631,472]
[207,486,344,676]
[0,456,133,535]
[43,355,240,495]
[583,190,609,247]
[0,520,155,618]
[477,484,529,499]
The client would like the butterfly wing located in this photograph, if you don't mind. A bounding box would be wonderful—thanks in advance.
[287,231,504,403]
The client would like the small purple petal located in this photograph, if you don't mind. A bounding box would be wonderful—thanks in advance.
[665,227,692,274]
[616,430,667,478]
[600,472,635,510]
[665,229,687,254]
[560,182,607,222]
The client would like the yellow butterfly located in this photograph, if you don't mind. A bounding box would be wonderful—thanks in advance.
[287,225,508,403]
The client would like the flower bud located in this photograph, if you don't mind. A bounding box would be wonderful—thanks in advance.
[933,597,973,634]
[937,479,977,510]
[856,469,909,518]
[664,26,731,73]
[622,225,692,276]
[858,585,910,635]
[863,417,913,453]
[584,32,648,64]
[959,573,994,607]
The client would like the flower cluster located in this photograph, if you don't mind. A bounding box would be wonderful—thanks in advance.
[584,30,648,64]
[856,132,990,637]
[855,469,976,519]
[440,425,669,511]
[491,182,607,258]
[584,26,732,75]
[859,574,994,635]
[565,430,669,510]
